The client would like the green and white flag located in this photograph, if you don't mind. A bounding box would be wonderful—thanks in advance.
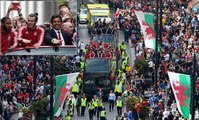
[54,72,79,117]
[134,11,156,50]
[168,72,191,119]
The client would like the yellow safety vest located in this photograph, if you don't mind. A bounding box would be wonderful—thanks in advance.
[77,77,82,86]
[122,51,125,59]
[88,103,94,110]
[122,72,125,79]
[81,98,87,106]
[69,108,73,116]
[100,110,106,117]
[80,61,84,69]
[116,100,122,107]
[67,98,76,108]
[120,78,124,84]
[117,43,121,51]
[83,49,86,54]
[92,99,98,107]
[65,115,72,120]
[72,83,79,92]
[125,66,131,72]
[118,69,121,75]
[122,60,127,70]
[116,82,122,93]
[98,99,103,107]
[120,44,126,51]
[67,98,72,105]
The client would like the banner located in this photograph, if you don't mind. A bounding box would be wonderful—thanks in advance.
[54,72,79,117]
[168,72,191,119]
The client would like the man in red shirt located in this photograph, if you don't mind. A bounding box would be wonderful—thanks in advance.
[1,17,17,53]
[17,91,24,103]
[136,102,141,119]
[17,13,44,49]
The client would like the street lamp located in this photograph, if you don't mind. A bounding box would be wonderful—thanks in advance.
[191,52,197,120]
[154,0,159,90]
[33,56,54,120]
[50,56,54,120]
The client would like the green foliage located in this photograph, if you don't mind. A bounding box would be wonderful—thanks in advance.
[134,59,149,77]
[30,98,48,118]
[126,97,150,120]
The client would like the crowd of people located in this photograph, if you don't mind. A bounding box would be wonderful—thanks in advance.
[1,2,77,54]
[1,0,199,120]
[91,19,119,35]
[97,0,199,120]
[0,55,82,120]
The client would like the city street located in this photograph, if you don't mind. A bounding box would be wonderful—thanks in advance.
[3,0,199,120]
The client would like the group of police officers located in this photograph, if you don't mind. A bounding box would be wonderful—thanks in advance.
[63,39,129,120]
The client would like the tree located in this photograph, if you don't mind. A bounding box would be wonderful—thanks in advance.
[134,59,149,77]
[30,98,49,120]
[126,96,150,120]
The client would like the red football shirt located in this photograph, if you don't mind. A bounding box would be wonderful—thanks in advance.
[17,26,44,48]
[17,93,24,103]
[1,26,17,53]
[136,103,141,113]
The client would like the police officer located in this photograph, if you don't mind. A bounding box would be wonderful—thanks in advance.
[88,102,94,120]
[72,82,79,98]
[115,82,122,99]
[100,107,106,120]
[67,94,76,114]
[65,110,72,120]
[80,59,85,71]
[116,96,123,116]
[76,94,81,116]
[120,42,126,53]
[81,94,87,116]
[92,95,98,116]
[97,98,103,120]
[68,105,74,117]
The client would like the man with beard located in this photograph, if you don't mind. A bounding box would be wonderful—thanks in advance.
[17,13,44,49]
[44,15,73,46]
[1,17,17,53]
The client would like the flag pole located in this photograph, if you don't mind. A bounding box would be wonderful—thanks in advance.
[191,52,196,119]
[50,56,54,120]
[159,0,163,47]
[154,0,159,90]
[33,56,37,94]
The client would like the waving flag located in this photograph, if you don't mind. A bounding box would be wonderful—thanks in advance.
[54,72,79,117]
[134,11,157,50]
[168,72,191,119]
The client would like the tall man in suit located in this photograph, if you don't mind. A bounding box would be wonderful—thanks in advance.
[44,15,73,46]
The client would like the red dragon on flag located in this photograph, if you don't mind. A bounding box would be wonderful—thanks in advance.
[173,81,188,107]
[54,83,71,108]
[141,21,155,40]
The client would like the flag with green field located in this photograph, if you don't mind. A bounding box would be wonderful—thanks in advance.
[135,11,159,50]
[54,72,79,117]
[168,72,191,119]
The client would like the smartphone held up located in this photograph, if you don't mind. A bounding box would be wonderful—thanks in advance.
[11,2,20,10]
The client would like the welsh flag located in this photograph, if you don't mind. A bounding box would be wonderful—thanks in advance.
[168,72,191,119]
[54,72,79,117]
[134,11,157,50]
